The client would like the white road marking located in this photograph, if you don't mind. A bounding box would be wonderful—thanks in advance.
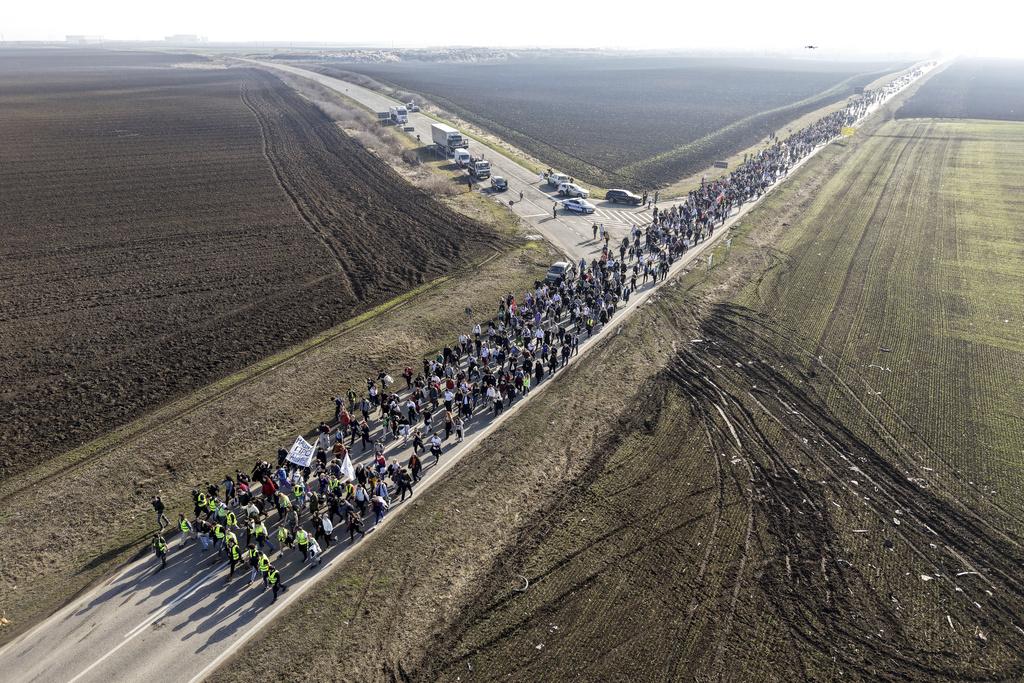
[122,561,227,639]
[67,561,227,683]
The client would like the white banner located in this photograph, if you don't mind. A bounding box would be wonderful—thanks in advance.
[286,435,315,468]
[341,454,356,482]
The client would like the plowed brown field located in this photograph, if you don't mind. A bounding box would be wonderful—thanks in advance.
[0,50,501,479]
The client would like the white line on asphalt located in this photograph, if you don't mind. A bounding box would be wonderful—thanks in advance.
[122,561,228,639]
[67,561,227,683]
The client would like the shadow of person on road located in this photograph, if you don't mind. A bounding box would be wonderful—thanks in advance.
[135,548,227,608]
[74,559,151,616]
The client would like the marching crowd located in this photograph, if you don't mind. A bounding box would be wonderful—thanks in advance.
[146,73,914,603]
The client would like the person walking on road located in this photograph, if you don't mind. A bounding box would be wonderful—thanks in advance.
[257,551,271,589]
[409,453,423,483]
[226,540,242,582]
[177,513,197,549]
[346,509,365,543]
[268,564,287,603]
[552,203,557,219]
[397,468,414,502]
[277,526,294,557]
[253,519,276,553]
[246,543,263,585]
[295,528,311,563]
[152,534,168,570]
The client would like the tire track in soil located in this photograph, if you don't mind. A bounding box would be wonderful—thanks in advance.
[667,307,1024,680]
[237,72,357,300]
[812,126,915,362]
[664,417,727,682]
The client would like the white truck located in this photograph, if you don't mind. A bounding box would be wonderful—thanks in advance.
[431,122,468,155]
[468,157,490,179]
[389,105,408,125]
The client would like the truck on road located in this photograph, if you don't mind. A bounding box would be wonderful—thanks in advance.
[389,105,408,125]
[431,123,468,155]
[468,157,490,179]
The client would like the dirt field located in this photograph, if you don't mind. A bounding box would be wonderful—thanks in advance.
[211,114,1024,681]
[896,58,1024,120]
[322,57,908,189]
[0,50,502,480]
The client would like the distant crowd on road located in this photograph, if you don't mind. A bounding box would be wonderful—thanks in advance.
[641,74,909,244]
[146,67,923,604]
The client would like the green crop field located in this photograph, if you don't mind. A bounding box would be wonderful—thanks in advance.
[737,118,1024,514]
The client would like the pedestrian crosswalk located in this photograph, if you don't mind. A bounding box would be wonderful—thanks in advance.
[592,207,650,233]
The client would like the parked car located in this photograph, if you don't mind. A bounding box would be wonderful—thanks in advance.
[491,176,508,191]
[557,182,590,198]
[561,198,596,214]
[605,189,643,205]
[546,172,570,187]
[544,261,575,283]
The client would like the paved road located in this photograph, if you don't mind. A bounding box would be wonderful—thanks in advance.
[250,60,654,263]
[0,59,935,683]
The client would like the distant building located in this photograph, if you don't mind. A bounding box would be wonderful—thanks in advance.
[66,35,103,44]
[164,34,208,43]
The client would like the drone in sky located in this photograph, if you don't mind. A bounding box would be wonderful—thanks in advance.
[804,45,819,49]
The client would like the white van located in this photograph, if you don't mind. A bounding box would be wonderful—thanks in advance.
[547,172,570,187]
[454,149,471,167]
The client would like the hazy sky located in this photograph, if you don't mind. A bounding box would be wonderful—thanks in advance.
[3,0,1018,58]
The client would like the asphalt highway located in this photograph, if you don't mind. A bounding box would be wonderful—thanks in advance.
[250,60,652,264]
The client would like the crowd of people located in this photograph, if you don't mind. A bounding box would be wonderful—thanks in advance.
[638,76,909,250]
[147,71,918,602]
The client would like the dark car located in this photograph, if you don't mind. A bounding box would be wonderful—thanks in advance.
[605,189,642,205]
[544,261,575,284]
[491,176,508,191]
